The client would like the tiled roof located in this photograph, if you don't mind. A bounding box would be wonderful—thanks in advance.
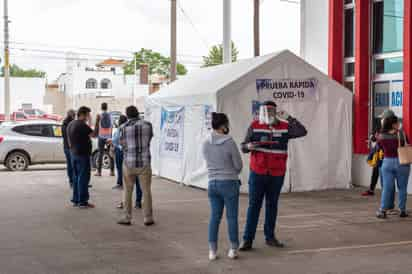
[97,59,126,67]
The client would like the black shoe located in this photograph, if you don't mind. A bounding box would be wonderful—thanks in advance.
[376,210,387,219]
[112,185,123,190]
[239,241,253,251]
[118,219,132,226]
[266,238,285,248]
[144,221,155,226]
[135,203,142,209]
[400,211,409,218]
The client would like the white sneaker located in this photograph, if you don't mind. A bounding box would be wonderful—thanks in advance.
[228,249,238,259]
[209,250,218,261]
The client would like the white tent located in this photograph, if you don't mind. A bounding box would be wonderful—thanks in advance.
[145,50,353,192]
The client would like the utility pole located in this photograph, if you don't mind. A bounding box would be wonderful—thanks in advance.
[223,0,232,64]
[170,0,177,82]
[3,0,10,118]
[253,0,260,57]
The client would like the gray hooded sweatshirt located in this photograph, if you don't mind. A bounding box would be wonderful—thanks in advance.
[202,132,243,181]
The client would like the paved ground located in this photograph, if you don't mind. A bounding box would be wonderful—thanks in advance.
[1,167,412,274]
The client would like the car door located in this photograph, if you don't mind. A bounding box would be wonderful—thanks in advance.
[17,124,55,163]
[50,124,65,162]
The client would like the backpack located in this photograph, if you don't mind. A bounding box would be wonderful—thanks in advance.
[98,112,112,138]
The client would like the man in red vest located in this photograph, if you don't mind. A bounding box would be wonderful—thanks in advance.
[239,101,307,251]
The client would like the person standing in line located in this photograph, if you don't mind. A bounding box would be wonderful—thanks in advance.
[94,102,115,177]
[111,114,143,209]
[239,101,307,251]
[376,114,410,219]
[362,130,382,196]
[117,106,154,226]
[62,109,76,188]
[202,112,243,261]
[67,106,95,209]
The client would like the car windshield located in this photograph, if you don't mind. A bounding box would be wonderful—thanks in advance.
[36,109,45,115]
[24,109,36,115]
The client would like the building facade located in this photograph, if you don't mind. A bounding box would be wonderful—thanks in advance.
[301,0,412,189]
[302,0,408,154]
[57,55,149,115]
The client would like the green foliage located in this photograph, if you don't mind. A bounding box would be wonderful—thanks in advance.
[202,42,239,67]
[124,48,187,77]
[1,64,46,78]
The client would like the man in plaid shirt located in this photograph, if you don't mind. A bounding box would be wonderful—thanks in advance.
[117,106,154,226]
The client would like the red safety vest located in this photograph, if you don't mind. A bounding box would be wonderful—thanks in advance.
[249,120,289,176]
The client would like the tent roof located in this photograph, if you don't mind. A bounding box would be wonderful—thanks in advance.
[149,50,353,103]
[150,51,282,99]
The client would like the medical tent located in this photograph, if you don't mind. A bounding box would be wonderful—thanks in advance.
[145,50,353,192]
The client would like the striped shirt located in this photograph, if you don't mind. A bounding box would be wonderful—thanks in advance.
[120,118,153,168]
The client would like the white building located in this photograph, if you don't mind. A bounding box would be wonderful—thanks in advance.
[0,77,47,113]
[57,53,149,114]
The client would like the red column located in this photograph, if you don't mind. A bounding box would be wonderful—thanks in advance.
[404,0,412,139]
[328,0,344,83]
[354,0,370,154]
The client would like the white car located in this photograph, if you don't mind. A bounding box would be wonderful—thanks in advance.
[0,120,112,171]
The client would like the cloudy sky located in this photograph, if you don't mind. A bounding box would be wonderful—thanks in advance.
[2,0,300,80]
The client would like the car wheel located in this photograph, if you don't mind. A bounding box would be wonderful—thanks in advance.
[6,151,29,171]
[102,153,112,170]
[92,151,112,170]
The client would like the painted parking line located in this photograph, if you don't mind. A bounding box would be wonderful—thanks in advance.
[157,198,209,204]
[288,241,412,254]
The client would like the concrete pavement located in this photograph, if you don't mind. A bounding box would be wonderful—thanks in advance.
[1,168,412,274]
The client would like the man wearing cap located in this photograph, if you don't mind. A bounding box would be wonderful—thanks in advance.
[239,101,307,251]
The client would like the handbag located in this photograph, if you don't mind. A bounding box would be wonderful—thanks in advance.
[397,131,412,165]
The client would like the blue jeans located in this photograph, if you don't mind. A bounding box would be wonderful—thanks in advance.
[115,147,142,204]
[72,154,91,206]
[243,171,284,242]
[64,148,74,187]
[379,167,395,209]
[380,158,410,212]
[208,180,240,251]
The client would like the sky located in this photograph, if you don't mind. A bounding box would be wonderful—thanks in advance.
[1,0,301,80]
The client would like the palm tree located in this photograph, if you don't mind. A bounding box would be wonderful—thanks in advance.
[202,42,239,67]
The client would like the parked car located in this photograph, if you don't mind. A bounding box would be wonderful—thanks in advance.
[19,108,63,121]
[0,120,112,171]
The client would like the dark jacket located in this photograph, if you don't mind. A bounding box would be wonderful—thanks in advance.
[62,116,74,150]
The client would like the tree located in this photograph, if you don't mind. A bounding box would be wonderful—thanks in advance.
[1,64,46,78]
[202,41,239,67]
[124,48,187,77]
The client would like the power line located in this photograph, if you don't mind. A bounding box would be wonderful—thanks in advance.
[1,40,204,59]
[177,1,210,50]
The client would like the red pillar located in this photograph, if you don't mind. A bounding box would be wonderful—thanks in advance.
[404,0,412,139]
[328,0,344,83]
[354,0,370,154]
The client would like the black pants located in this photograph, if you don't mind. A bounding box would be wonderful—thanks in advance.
[369,165,380,191]
[97,138,114,173]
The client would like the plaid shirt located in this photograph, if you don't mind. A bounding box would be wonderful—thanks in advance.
[120,118,153,168]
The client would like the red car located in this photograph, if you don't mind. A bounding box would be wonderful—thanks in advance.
[19,109,62,121]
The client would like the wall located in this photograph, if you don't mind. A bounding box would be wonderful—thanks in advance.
[43,86,66,116]
[300,0,329,74]
[0,77,47,113]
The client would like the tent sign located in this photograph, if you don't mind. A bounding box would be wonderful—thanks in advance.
[160,107,185,158]
[256,78,319,103]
